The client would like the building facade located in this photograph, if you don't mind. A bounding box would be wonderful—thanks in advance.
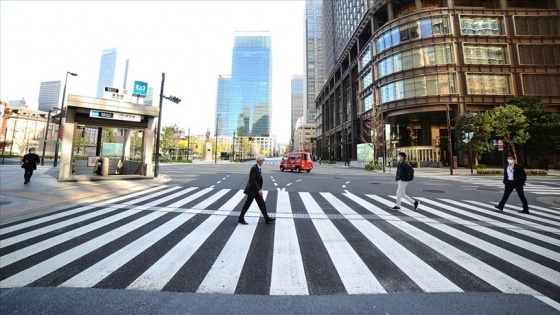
[37,80,61,112]
[305,0,326,125]
[216,75,231,136]
[291,75,304,144]
[229,33,272,138]
[315,0,560,165]
[96,48,117,98]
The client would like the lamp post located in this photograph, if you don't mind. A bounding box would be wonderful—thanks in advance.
[41,107,59,166]
[154,72,181,178]
[464,113,477,175]
[446,104,454,175]
[53,71,77,167]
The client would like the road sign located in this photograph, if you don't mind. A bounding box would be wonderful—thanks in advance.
[498,139,503,151]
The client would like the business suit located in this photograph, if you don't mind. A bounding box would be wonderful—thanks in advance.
[496,161,529,214]
[238,158,275,224]
[21,150,40,184]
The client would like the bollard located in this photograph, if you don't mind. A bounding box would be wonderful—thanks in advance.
[101,157,109,176]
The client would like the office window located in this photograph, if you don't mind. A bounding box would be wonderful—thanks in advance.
[376,44,454,79]
[463,44,508,64]
[466,74,511,95]
[460,16,504,36]
[515,16,560,35]
[522,74,560,95]
[379,73,457,104]
[518,45,560,65]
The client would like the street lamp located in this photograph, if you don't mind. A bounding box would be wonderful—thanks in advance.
[41,107,59,166]
[155,72,181,177]
[463,113,477,175]
[53,71,77,167]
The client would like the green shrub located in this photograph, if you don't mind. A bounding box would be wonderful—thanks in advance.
[365,161,382,171]
[477,168,547,175]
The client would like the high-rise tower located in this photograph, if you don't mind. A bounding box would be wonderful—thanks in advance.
[96,48,117,98]
[305,0,325,126]
[37,80,61,112]
[216,75,231,136]
[291,75,304,143]
[229,33,272,137]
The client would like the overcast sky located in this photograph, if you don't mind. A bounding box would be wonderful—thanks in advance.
[0,0,305,143]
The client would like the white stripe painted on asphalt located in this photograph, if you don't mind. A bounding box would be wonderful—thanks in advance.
[0,211,167,288]
[191,189,230,209]
[0,185,168,235]
[196,192,267,294]
[388,196,560,287]
[365,194,541,296]
[270,191,308,295]
[441,199,560,246]
[335,192,462,293]
[1,208,140,267]
[300,192,386,294]
[60,212,193,288]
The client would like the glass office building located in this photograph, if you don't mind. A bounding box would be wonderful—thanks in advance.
[315,0,560,166]
[96,48,117,99]
[229,33,272,137]
[291,75,304,143]
[305,0,325,128]
[216,75,231,136]
[37,80,61,112]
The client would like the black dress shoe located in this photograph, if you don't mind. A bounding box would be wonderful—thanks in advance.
[238,219,248,225]
[494,205,503,212]
[265,217,276,224]
[518,210,530,214]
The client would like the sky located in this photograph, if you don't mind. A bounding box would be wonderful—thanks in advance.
[0,0,305,144]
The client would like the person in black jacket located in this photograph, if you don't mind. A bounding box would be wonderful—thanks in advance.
[495,155,529,214]
[21,148,41,184]
[238,154,276,225]
[392,152,419,211]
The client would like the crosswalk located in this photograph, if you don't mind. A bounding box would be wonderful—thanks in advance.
[1,185,559,310]
[429,176,560,195]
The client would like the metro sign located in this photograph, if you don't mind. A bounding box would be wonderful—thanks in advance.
[132,81,148,97]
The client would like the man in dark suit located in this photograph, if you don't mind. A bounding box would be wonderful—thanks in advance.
[495,155,529,214]
[21,147,40,184]
[238,154,276,225]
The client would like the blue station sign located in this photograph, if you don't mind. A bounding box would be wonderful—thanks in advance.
[133,81,148,97]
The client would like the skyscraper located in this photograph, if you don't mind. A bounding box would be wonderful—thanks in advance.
[37,80,61,112]
[216,75,231,136]
[291,75,304,143]
[305,0,325,126]
[96,48,117,98]
[229,33,272,137]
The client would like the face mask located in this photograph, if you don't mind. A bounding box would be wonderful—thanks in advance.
[507,159,514,164]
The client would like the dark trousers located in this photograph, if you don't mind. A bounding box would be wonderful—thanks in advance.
[24,169,34,182]
[239,193,269,220]
[498,181,529,211]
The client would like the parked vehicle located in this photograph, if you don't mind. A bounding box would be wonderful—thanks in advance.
[280,152,314,173]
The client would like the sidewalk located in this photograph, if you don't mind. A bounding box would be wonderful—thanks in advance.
[0,164,167,224]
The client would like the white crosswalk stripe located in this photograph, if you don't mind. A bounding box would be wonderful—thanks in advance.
[1,186,559,310]
[430,176,560,195]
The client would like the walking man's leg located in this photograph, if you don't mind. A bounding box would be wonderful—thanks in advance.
[238,195,254,224]
[498,183,514,210]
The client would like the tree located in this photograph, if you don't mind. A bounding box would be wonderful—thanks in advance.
[507,97,560,159]
[102,128,116,143]
[160,126,174,155]
[486,105,530,159]
[74,133,88,155]
[454,111,494,167]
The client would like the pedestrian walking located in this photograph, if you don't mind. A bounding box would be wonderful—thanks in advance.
[238,154,276,225]
[392,152,419,211]
[495,155,529,214]
[21,148,40,184]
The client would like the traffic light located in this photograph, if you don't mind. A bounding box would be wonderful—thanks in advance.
[168,95,181,104]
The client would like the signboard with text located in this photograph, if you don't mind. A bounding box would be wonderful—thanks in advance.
[90,110,141,122]
[102,86,131,102]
